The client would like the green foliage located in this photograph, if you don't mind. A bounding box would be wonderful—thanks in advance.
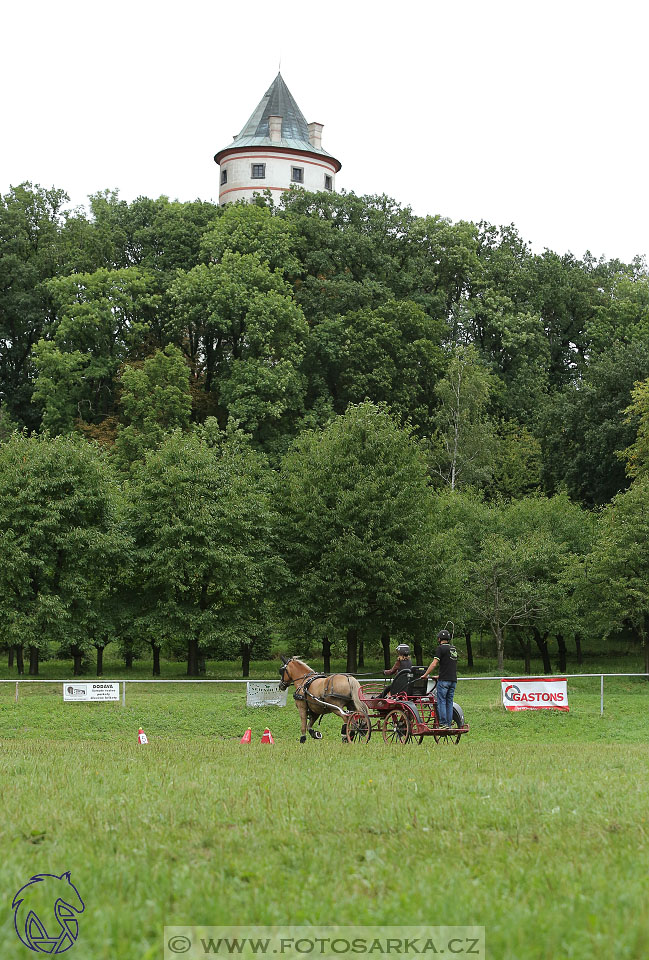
[428,343,496,490]
[278,402,436,647]
[128,431,282,674]
[0,433,119,659]
[33,266,160,433]
[114,345,192,469]
[620,376,649,479]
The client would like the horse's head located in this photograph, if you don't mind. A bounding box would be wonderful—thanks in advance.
[13,871,85,953]
[278,655,294,691]
[278,655,311,691]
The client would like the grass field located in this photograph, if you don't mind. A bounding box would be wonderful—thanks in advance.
[1,672,648,960]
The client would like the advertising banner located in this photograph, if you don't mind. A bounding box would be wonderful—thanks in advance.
[63,682,120,702]
[501,677,569,711]
[246,682,288,707]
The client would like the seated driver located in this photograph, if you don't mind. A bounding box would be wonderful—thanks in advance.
[381,644,413,696]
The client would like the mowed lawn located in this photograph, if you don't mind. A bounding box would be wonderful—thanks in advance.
[1,678,648,960]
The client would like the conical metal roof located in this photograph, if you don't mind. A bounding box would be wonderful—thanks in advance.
[215,73,339,166]
[238,72,311,144]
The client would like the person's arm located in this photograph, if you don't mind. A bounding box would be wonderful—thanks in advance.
[384,660,399,677]
[421,657,439,681]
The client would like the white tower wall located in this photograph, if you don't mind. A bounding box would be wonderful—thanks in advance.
[218,149,337,205]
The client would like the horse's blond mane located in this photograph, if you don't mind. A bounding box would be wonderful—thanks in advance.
[290,658,310,670]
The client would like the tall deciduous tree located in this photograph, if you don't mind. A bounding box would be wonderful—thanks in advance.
[278,402,436,672]
[129,428,280,676]
[429,344,496,490]
[0,434,119,675]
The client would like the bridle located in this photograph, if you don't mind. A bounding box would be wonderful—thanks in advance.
[278,656,314,693]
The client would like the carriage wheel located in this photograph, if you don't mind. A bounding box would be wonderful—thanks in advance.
[382,708,412,745]
[346,712,372,743]
[433,715,462,745]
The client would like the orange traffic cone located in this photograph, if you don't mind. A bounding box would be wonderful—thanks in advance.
[240,728,252,744]
[261,728,274,744]
[137,728,149,744]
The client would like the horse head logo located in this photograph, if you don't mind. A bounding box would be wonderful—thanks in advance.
[12,871,85,954]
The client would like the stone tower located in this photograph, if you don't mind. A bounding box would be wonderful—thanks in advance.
[214,73,341,204]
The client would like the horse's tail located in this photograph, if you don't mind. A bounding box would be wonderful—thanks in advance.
[349,677,369,717]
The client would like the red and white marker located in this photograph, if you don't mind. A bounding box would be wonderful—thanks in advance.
[240,728,252,744]
[261,728,274,744]
[137,728,149,744]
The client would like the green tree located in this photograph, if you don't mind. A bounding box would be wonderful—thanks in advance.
[114,345,192,470]
[0,183,70,428]
[0,434,119,675]
[169,252,308,449]
[587,479,649,673]
[129,429,280,676]
[278,402,436,671]
[33,267,161,434]
[620,377,649,479]
[428,344,496,490]
[200,202,299,274]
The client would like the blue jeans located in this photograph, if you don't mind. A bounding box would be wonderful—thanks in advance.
[437,680,457,727]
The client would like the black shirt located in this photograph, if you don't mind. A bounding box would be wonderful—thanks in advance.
[436,643,458,682]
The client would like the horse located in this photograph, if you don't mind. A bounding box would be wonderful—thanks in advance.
[278,656,369,743]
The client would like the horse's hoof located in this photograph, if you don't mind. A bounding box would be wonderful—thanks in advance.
[300,735,307,743]
[309,729,323,740]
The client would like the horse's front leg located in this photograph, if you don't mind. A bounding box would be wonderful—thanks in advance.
[298,701,308,743]
[307,708,323,740]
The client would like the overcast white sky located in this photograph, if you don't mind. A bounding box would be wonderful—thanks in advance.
[2,0,648,263]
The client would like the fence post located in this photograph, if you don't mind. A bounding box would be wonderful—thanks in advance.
[15,681,19,703]
[122,681,126,708]
[600,674,604,716]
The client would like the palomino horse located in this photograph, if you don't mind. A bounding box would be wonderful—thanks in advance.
[278,656,368,743]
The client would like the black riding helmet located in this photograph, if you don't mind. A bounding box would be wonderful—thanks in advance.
[396,644,410,656]
[437,629,452,643]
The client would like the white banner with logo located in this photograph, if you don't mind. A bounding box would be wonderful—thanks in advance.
[63,682,120,702]
[501,677,569,712]
[246,682,288,707]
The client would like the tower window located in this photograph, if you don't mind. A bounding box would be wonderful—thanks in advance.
[251,163,266,179]
[291,166,304,183]
[221,169,228,185]
[324,175,333,191]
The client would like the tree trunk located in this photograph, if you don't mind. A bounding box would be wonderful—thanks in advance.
[124,648,134,670]
[8,647,14,669]
[464,629,474,669]
[575,634,583,666]
[495,627,504,673]
[532,627,552,674]
[241,643,252,678]
[380,629,391,669]
[28,646,39,675]
[322,635,331,674]
[346,627,358,674]
[413,637,423,666]
[96,646,104,676]
[556,633,567,673]
[198,655,206,676]
[16,645,24,675]
[187,636,200,677]
[152,645,161,676]
[517,635,531,675]
[72,647,83,676]
[358,636,365,669]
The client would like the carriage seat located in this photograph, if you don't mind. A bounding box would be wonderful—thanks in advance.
[408,666,433,698]
[386,668,412,696]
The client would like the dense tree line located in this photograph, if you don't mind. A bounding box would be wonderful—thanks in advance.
[1,183,649,675]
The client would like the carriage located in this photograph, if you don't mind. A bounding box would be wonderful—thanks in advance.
[345,666,469,745]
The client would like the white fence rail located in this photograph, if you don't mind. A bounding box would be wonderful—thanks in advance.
[1,672,648,716]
